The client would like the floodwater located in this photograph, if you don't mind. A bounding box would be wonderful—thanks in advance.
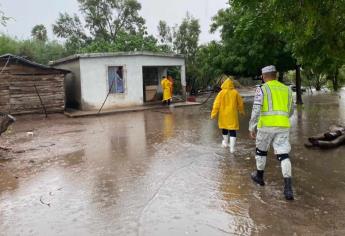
[1,90,345,236]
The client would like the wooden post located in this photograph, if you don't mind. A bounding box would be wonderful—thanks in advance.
[34,85,48,118]
[98,78,115,114]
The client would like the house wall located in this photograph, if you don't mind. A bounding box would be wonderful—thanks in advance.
[79,55,185,111]
[0,75,10,112]
[54,60,82,109]
[0,61,66,115]
[9,74,65,115]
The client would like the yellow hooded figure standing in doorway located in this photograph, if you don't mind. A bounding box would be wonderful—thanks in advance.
[161,76,173,105]
[211,76,245,153]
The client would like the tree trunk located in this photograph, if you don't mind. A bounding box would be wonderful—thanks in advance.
[315,75,321,91]
[278,71,284,82]
[332,69,339,92]
[315,83,321,91]
[295,65,303,104]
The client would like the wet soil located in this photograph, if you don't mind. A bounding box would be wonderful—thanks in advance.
[0,90,345,236]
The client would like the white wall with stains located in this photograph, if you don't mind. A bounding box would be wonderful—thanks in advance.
[55,54,185,111]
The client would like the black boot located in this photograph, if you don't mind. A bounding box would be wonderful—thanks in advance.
[284,178,294,200]
[251,170,265,186]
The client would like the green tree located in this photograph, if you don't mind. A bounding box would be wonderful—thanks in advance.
[17,40,68,64]
[53,13,90,53]
[173,13,201,91]
[0,34,68,64]
[195,41,224,88]
[174,13,200,63]
[211,3,296,78]
[53,0,145,52]
[81,31,159,53]
[0,34,19,55]
[157,20,173,52]
[80,0,144,40]
[302,68,328,91]
[31,24,48,42]
[210,1,345,103]
[231,0,345,92]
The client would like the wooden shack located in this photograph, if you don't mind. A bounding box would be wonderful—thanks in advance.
[0,54,69,115]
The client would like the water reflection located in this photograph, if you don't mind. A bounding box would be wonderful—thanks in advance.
[162,113,175,141]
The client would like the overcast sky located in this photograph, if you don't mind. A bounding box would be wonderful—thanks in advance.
[0,0,228,43]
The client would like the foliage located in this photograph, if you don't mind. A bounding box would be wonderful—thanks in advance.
[31,24,48,42]
[170,14,201,91]
[211,2,296,77]
[0,35,18,55]
[227,0,345,91]
[275,0,345,91]
[19,40,68,64]
[174,13,200,64]
[0,34,68,64]
[302,69,328,91]
[336,65,345,89]
[53,0,146,52]
[153,14,201,90]
[194,41,224,88]
[79,0,145,40]
[157,20,173,52]
[53,13,91,53]
[80,31,159,53]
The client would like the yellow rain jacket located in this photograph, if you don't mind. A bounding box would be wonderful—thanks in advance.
[211,79,245,130]
[161,78,173,101]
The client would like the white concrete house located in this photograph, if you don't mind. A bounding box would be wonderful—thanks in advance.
[51,52,186,111]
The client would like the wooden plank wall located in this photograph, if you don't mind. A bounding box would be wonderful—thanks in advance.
[9,74,65,115]
[0,75,10,112]
[0,60,66,115]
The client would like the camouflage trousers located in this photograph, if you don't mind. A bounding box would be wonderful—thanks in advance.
[255,129,292,178]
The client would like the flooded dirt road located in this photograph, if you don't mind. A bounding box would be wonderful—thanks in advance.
[1,90,345,236]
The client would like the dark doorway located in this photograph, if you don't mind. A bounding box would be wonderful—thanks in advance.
[143,67,159,102]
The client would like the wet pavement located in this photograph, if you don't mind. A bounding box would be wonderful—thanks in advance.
[0,90,345,236]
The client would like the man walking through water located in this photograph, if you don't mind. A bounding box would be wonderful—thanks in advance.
[249,65,295,200]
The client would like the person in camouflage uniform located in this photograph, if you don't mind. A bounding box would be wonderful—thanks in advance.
[249,65,295,201]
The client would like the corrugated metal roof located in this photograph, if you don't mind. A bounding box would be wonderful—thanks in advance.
[50,51,185,65]
[0,54,70,73]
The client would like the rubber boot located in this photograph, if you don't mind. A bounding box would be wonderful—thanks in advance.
[229,137,236,153]
[222,135,229,148]
[284,178,294,200]
[251,170,265,186]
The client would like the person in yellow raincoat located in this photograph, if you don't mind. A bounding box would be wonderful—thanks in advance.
[161,76,173,105]
[167,75,174,96]
[211,76,245,153]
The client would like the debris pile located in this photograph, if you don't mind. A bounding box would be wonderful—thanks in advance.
[305,125,345,149]
[0,112,15,136]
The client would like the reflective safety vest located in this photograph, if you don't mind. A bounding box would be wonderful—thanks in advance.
[258,80,292,128]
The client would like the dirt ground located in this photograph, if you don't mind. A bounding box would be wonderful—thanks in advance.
[1,90,345,236]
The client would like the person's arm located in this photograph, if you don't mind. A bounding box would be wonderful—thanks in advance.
[249,87,263,135]
[237,92,245,115]
[288,87,294,117]
[211,92,222,119]
[170,81,173,95]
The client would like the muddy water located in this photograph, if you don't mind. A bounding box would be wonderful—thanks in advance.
[1,90,345,236]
